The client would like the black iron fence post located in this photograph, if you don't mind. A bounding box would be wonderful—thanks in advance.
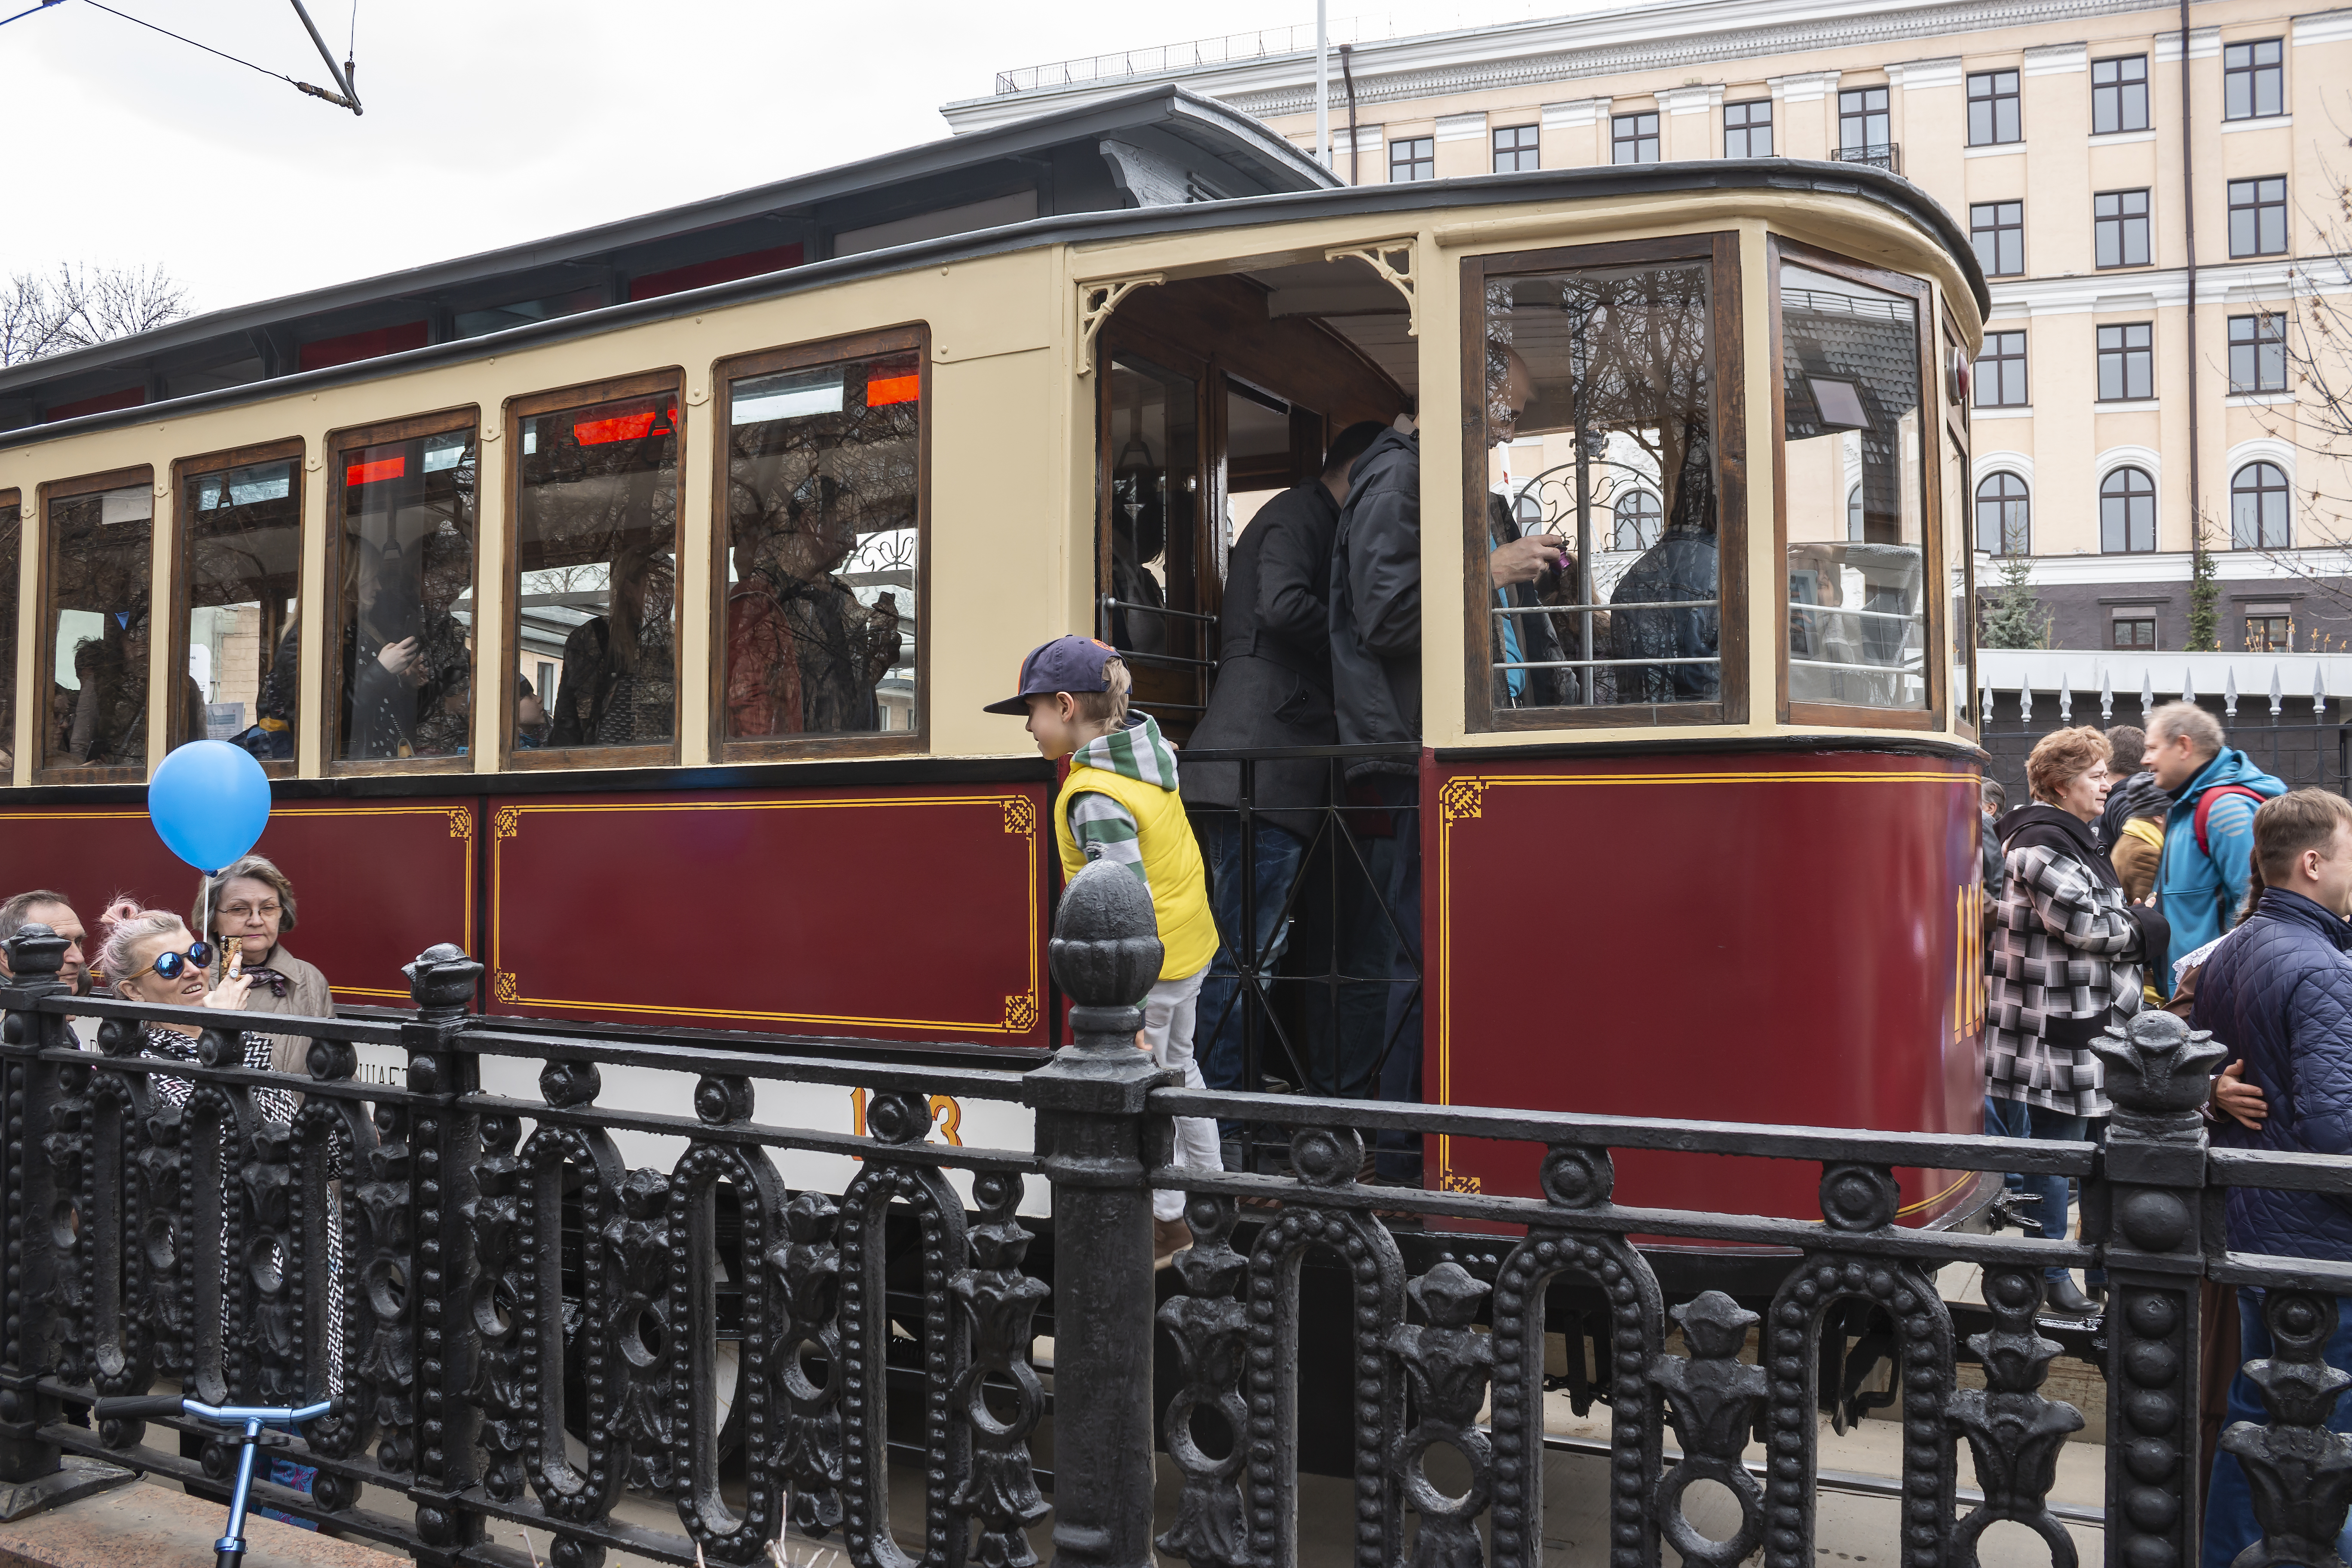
[401,943,487,1567]
[2090,1010,2228,1568]
[1021,862,1167,1568]
[0,926,68,1488]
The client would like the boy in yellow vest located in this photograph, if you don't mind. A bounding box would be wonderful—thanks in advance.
[986,635,1223,1264]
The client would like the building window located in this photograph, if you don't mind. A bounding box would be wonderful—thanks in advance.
[1492,124,1539,173]
[2230,313,2288,394]
[1611,113,1660,164]
[2100,466,2158,552]
[1389,136,1435,182]
[1839,86,1890,151]
[1970,202,2024,277]
[2228,177,2288,258]
[2092,55,2151,133]
[1975,472,2030,554]
[1724,98,1772,156]
[2094,189,2152,267]
[1976,329,2029,406]
[1845,482,1864,541]
[2223,38,2285,121]
[2246,612,2293,651]
[2113,616,2157,649]
[2098,322,2155,401]
[2231,461,2292,548]
[1612,490,1663,551]
[1968,69,2022,145]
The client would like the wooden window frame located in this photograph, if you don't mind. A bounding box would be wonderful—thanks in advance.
[1459,231,1749,734]
[1966,69,2023,146]
[168,437,305,776]
[499,368,686,773]
[322,406,482,778]
[2097,323,2155,402]
[1770,236,1946,733]
[2092,54,2151,135]
[1941,303,1978,741]
[34,465,158,784]
[1976,329,2029,408]
[707,324,929,766]
[2094,188,2154,270]
[1724,99,1773,158]
[0,487,18,780]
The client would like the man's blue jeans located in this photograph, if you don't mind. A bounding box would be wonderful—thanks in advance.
[2203,1288,2352,1568]
[1984,1094,2089,1283]
[1194,816,1308,1094]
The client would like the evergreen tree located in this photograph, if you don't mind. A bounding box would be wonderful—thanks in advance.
[1977,549,2051,649]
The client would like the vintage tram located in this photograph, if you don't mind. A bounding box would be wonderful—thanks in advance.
[0,92,1991,1245]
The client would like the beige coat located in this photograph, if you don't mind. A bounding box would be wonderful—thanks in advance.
[230,946,334,1077]
[2112,818,2165,906]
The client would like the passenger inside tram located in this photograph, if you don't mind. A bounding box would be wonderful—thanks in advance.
[721,344,919,741]
[333,426,477,763]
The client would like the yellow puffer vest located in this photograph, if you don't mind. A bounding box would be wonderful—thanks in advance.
[1054,766,1220,981]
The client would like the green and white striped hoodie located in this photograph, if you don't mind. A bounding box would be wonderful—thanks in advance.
[1067,713,1180,895]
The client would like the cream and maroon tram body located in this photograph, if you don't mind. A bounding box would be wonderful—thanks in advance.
[0,96,1990,1228]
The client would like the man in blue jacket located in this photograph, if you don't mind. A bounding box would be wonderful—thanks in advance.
[2144,701,2285,982]
[2191,788,2352,1568]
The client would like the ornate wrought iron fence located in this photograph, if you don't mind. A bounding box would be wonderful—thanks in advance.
[1,864,2349,1568]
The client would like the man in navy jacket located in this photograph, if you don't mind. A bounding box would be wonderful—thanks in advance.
[2190,787,2352,1568]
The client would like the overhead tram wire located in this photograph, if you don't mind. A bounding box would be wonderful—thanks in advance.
[75,0,360,112]
[0,0,64,29]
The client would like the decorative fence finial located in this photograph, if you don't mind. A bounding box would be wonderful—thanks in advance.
[2101,668,2115,723]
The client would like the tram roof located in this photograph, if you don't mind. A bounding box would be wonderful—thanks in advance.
[0,152,1984,456]
[0,83,1333,434]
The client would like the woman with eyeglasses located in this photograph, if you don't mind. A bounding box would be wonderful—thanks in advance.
[98,908,296,1123]
[190,854,333,1077]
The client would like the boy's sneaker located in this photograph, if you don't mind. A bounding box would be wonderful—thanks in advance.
[1153,1217,1193,1269]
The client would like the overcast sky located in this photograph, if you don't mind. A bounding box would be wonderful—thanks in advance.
[0,0,1570,321]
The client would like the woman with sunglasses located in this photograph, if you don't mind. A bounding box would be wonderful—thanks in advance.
[190,855,334,1078]
[98,908,297,1124]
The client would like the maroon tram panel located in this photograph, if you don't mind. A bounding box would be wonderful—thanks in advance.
[484,783,1053,1045]
[1427,748,1985,1227]
[0,798,476,1003]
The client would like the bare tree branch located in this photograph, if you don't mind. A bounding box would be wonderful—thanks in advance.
[0,262,190,368]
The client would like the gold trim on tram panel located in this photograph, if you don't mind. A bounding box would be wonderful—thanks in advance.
[1430,767,1981,1195]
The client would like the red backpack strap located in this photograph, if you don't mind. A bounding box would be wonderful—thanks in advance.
[2193,784,2266,856]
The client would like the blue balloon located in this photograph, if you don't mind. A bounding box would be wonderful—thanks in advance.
[147,740,273,874]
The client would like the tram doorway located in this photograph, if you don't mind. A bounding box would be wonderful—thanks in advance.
[1092,269,1411,735]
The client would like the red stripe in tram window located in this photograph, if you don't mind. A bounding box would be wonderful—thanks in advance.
[345,455,406,487]
[866,373,920,408]
[572,407,674,445]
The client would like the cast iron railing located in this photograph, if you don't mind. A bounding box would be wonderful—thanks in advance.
[2,862,2351,1568]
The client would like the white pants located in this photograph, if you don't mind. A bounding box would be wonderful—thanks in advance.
[1142,965,1224,1222]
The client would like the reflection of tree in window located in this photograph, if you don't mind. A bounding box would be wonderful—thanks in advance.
[1484,263,1717,707]
[723,354,917,740]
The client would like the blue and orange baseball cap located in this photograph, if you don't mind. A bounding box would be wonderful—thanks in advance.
[983,635,1121,714]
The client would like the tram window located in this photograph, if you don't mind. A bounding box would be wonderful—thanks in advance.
[1100,354,1202,724]
[1479,255,1724,718]
[40,469,157,775]
[1779,255,1929,715]
[0,492,16,775]
[509,377,681,759]
[174,446,302,765]
[1225,379,1296,543]
[329,420,478,766]
[720,336,920,749]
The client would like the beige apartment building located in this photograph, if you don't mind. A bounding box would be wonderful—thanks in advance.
[952,0,2352,655]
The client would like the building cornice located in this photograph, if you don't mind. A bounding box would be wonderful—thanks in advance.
[946,0,2201,131]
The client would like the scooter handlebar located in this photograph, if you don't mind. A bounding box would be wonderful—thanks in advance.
[92,1394,186,1421]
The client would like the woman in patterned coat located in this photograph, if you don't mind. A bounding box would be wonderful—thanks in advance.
[1987,725,2168,1316]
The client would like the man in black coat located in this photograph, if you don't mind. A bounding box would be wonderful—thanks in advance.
[1185,421,1386,1100]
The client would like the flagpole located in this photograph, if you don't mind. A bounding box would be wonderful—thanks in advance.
[1315,0,1331,168]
